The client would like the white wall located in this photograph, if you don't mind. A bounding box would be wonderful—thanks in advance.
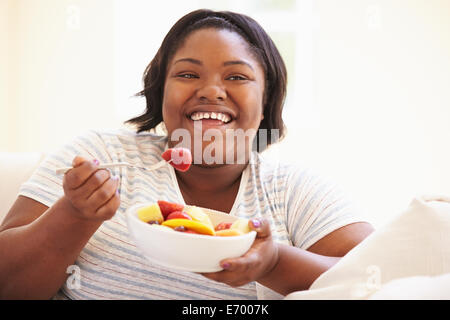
[1,0,449,227]
[0,0,13,151]
[276,0,450,227]
[1,0,119,153]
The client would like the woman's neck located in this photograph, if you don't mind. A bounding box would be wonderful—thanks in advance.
[175,163,247,213]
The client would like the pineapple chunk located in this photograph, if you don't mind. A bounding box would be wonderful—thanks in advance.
[183,206,214,229]
[137,204,164,224]
[215,229,243,237]
[230,218,251,234]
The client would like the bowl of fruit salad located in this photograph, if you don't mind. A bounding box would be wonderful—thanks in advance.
[126,200,257,272]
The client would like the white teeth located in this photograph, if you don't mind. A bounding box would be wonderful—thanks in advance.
[190,111,231,123]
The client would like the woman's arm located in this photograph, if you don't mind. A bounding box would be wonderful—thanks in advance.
[0,196,103,299]
[201,220,374,296]
[258,222,374,295]
[0,156,120,299]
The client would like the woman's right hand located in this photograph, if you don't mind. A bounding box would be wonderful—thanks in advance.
[62,156,120,221]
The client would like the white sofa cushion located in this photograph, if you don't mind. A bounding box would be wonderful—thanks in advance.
[369,273,450,299]
[0,152,46,223]
[285,195,450,299]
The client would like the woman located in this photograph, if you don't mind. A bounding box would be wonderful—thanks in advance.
[0,9,374,299]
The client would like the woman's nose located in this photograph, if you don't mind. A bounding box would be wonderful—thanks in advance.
[196,78,227,101]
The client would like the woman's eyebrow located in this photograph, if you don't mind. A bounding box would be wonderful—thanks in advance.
[173,58,254,71]
[223,60,254,71]
[174,58,202,65]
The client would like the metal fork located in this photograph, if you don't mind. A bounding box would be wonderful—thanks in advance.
[55,160,169,175]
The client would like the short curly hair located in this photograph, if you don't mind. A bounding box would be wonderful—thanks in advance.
[126,9,287,150]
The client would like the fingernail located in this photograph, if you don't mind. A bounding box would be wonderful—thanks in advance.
[221,263,230,270]
[116,189,120,196]
[93,159,100,166]
[251,219,261,228]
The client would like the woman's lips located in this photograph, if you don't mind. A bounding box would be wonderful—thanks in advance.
[187,118,233,130]
[189,111,232,123]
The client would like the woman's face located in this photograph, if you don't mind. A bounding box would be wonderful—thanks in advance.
[162,28,265,166]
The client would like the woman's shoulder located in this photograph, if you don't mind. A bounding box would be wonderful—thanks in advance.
[251,149,311,178]
[80,127,168,151]
[250,150,336,193]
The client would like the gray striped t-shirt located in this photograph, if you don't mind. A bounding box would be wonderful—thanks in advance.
[19,128,364,299]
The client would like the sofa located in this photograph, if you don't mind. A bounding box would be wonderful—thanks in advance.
[285,195,450,299]
[0,152,46,224]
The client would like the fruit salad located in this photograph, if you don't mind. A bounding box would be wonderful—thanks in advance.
[137,200,251,237]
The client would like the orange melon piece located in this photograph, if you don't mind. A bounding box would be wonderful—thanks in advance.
[162,219,215,236]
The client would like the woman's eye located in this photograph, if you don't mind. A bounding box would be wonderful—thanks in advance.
[227,75,248,81]
[177,73,198,79]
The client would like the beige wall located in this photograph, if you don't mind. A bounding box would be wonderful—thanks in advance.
[275,0,450,225]
[0,0,14,151]
[1,0,119,153]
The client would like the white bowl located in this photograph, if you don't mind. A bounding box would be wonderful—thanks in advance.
[126,203,257,272]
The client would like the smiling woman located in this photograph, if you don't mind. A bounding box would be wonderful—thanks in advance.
[126,10,287,153]
[0,9,373,300]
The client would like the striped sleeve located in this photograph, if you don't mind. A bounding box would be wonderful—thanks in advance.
[18,130,112,208]
[284,168,365,250]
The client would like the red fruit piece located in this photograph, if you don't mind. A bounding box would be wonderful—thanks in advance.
[214,222,233,231]
[157,200,184,219]
[166,211,192,221]
[162,148,192,172]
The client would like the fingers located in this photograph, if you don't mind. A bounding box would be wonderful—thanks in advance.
[202,251,259,287]
[201,218,277,288]
[72,155,87,168]
[221,218,271,272]
[88,175,120,212]
[64,157,100,190]
[63,156,121,221]
[94,180,121,220]
[68,169,109,200]
[219,217,266,270]
[248,218,271,239]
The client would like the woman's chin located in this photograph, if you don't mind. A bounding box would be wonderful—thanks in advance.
[189,161,247,170]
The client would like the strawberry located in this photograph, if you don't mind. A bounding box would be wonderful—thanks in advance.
[157,200,185,219]
[214,222,233,231]
[162,148,192,172]
[166,211,192,221]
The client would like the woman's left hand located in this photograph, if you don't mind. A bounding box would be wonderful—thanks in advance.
[200,218,279,287]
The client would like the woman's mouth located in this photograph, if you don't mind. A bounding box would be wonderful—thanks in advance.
[188,111,233,124]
